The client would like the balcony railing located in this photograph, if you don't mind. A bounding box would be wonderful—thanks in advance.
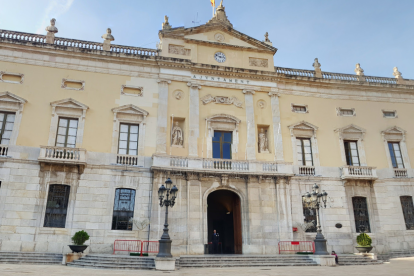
[203,158,249,171]
[38,146,86,169]
[341,166,378,180]
[117,154,138,166]
[394,168,408,178]
[298,166,315,176]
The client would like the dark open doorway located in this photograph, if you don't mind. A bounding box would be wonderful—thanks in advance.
[207,190,242,254]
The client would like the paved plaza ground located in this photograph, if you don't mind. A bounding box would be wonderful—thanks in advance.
[0,257,413,276]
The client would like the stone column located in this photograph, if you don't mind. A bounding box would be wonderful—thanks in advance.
[269,89,284,161]
[276,177,293,241]
[186,173,203,254]
[156,79,171,154]
[243,89,256,160]
[187,83,201,157]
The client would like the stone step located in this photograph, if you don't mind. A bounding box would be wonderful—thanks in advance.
[0,251,62,265]
[67,263,155,270]
[72,260,155,265]
[0,260,61,265]
[179,261,315,265]
[179,263,318,268]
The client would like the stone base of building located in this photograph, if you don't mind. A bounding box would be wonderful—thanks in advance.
[154,257,176,271]
[309,255,336,266]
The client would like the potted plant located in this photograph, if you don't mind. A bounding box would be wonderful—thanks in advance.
[355,231,373,253]
[69,230,90,253]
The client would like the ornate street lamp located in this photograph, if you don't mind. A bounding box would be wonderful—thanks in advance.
[302,184,328,255]
[157,178,178,257]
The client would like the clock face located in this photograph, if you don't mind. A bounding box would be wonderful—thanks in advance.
[214,52,226,63]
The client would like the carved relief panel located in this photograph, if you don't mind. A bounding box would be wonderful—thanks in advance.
[168,44,191,56]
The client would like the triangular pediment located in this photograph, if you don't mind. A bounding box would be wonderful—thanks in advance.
[50,98,89,110]
[112,104,149,116]
[289,121,318,130]
[336,124,365,134]
[382,126,406,135]
[0,91,27,104]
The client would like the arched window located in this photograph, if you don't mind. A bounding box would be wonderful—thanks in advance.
[302,204,317,232]
[352,197,371,233]
[44,184,70,228]
[400,196,414,230]
[112,188,136,230]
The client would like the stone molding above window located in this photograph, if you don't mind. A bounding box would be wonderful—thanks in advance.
[288,121,320,167]
[206,114,241,159]
[335,124,367,166]
[337,107,356,117]
[0,71,24,84]
[382,109,398,118]
[120,85,143,97]
[0,91,27,146]
[61,78,85,91]
[291,104,308,113]
[48,98,89,147]
[111,104,149,167]
[381,126,411,170]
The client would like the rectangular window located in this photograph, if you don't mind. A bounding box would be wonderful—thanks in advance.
[212,131,232,159]
[292,105,307,113]
[118,124,139,155]
[303,205,317,232]
[339,109,354,116]
[0,112,15,145]
[352,197,371,233]
[56,118,78,148]
[296,138,313,166]
[388,142,404,168]
[400,196,414,230]
[44,184,70,228]
[383,111,396,118]
[112,188,136,230]
[344,141,360,166]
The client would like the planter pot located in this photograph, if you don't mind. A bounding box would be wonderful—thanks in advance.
[355,246,373,253]
[68,245,88,253]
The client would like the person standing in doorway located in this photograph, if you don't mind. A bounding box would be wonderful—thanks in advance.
[212,229,220,254]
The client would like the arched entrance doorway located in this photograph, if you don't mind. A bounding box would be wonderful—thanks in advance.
[207,190,242,254]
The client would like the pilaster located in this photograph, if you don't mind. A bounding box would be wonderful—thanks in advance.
[156,79,171,154]
[268,89,284,161]
[243,89,256,160]
[187,82,201,157]
[276,177,293,241]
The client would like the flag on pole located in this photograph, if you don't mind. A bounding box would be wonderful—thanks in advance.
[210,0,215,7]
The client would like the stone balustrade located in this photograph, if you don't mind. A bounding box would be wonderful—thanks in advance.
[341,166,378,180]
[54,37,103,50]
[364,76,397,84]
[394,168,408,178]
[152,154,293,176]
[322,72,359,81]
[116,154,138,166]
[298,166,315,176]
[38,146,86,169]
[0,29,46,43]
[276,67,315,77]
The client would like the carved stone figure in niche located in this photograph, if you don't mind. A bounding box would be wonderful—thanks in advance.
[258,128,269,153]
[172,122,184,146]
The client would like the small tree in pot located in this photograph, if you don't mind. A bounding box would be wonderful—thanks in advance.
[355,226,373,253]
[69,230,90,253]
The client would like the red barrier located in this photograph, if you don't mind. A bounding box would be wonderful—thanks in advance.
[278,241,315,254]
[113,240,159,255]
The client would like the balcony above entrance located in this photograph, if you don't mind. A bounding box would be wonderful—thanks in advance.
[38,146,87,173]
[341,166,378,181]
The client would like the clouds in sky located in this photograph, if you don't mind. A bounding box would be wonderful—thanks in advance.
[36,0,74,33]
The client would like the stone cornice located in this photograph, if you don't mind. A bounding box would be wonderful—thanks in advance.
[183,38,274,54]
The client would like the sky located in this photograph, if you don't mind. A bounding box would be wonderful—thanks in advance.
[0,0,413,78]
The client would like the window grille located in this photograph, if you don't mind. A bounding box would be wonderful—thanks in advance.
[44,185,70,228]
[388,142,404,168]
[352,197,371,233]
[118,124,139,155]
[340,109,354,116]
[56,118,78,148]
[296,138,313,166]
[400,196,414,230]
[212,131,232,159]
[0,112,15,145]
[292,105,307,112]
[344,141,360,166]
[383,111,396,118]
[112,188,136,230]
[303,205,317,232]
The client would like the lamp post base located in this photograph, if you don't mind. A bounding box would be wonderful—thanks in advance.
[157,239,172,258]
[314,232,329,255]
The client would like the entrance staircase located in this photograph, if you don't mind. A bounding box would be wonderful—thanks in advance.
[337,255,383,265]
[378,250,414,261]
[0,252,62,265]
[67,254,156,270]
[177,255,318,268]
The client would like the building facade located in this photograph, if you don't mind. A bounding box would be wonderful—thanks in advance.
[1,3,414,255]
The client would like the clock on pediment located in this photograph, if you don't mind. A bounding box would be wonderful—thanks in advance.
[214,52,226,63]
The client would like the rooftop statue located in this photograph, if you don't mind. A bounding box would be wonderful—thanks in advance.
[393,67,402,79]
[162,15,172,30]
[312,58,321,70]
[264,32,271,42]
[355,63,364,76]
[101,28,115,41]
[45,18,58,34]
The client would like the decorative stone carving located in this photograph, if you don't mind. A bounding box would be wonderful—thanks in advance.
[61,79,85,91]
[249,57,268,68]
[173,90,183,100]
[355,63,364,76]
[393,67,402,79]
[200,94,243,108]
[264,32,271,42]
[206,0,233,28]
[258,128,269,153]
[215,33,225,42]
[313,58,322,78]
[171,122,184,147]
[162,15,172,30]
[257,100,266,109]
[121,85,143,96]
[45,18,58,44]
[102,28,114,51]
[168,44,191,56]
[0,71,24,84]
